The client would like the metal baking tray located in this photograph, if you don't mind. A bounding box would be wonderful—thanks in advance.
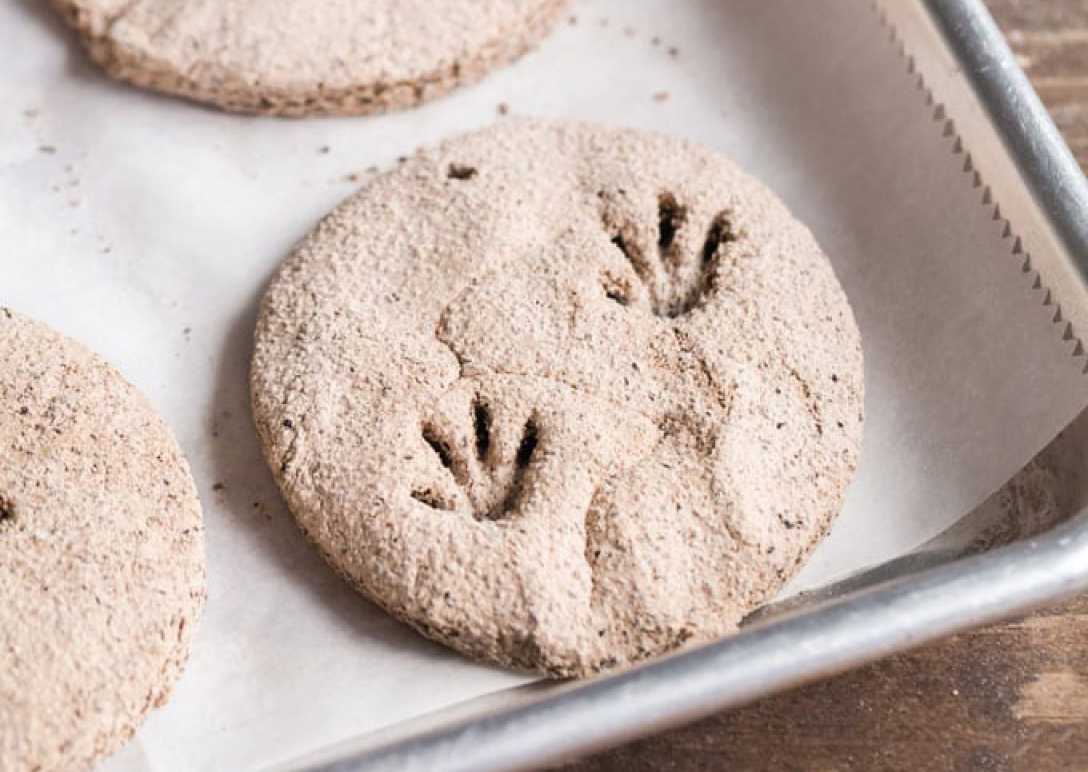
[4,0,1087,770]
[289,1,1088,769]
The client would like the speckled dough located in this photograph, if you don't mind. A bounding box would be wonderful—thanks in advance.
[0,310,205,772]
[251,119,865,676]
[50,0,569,116]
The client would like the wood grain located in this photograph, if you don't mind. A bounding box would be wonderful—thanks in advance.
[562,3,1088,770]
[991,0,1088,168]
[563,595,1088,772]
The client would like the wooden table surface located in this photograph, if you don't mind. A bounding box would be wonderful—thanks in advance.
[565,2,1088,770]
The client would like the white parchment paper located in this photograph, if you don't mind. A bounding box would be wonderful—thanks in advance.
[2,0,1086,769]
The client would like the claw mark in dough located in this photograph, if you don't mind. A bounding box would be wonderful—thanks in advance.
[602,191,735,318]
[412,396,539,522]
[0,495,14,524]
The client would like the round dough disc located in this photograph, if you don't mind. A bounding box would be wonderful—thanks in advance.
[252,118,864,676]
[51,0,569,116]
[0,309,205,772]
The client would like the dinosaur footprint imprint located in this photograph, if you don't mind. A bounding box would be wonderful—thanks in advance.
[602,191,734,318]
[411,395,539,522]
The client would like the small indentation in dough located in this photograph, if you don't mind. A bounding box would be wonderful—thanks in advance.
[657,192,686,254]
[473,398,491,462]
[422,425,454,470]
[777,512,800,530]
[411,488,454,511]
[611,233,634,262]
[0,495,14,525]
[481,417,538,522]
[447,164,478,180]
[700,212,733,269]
[604,287,630,306]
[515,419,538,469]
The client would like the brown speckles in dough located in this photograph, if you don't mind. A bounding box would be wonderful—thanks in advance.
[0,309,205,772]
[250,118,864,677]
[49,0,569,116]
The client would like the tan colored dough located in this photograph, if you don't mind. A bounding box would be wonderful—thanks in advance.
[50,0,569,116]
[0,309,205,772]
[251,118,864,676]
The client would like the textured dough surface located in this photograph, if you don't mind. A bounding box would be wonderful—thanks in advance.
[0,309,205,772]
[50,0,568,116]
[251,119,864,676]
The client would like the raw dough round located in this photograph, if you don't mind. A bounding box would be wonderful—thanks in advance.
[0,309,205,772]
[51,0,569,116]
[251,118,864,676]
